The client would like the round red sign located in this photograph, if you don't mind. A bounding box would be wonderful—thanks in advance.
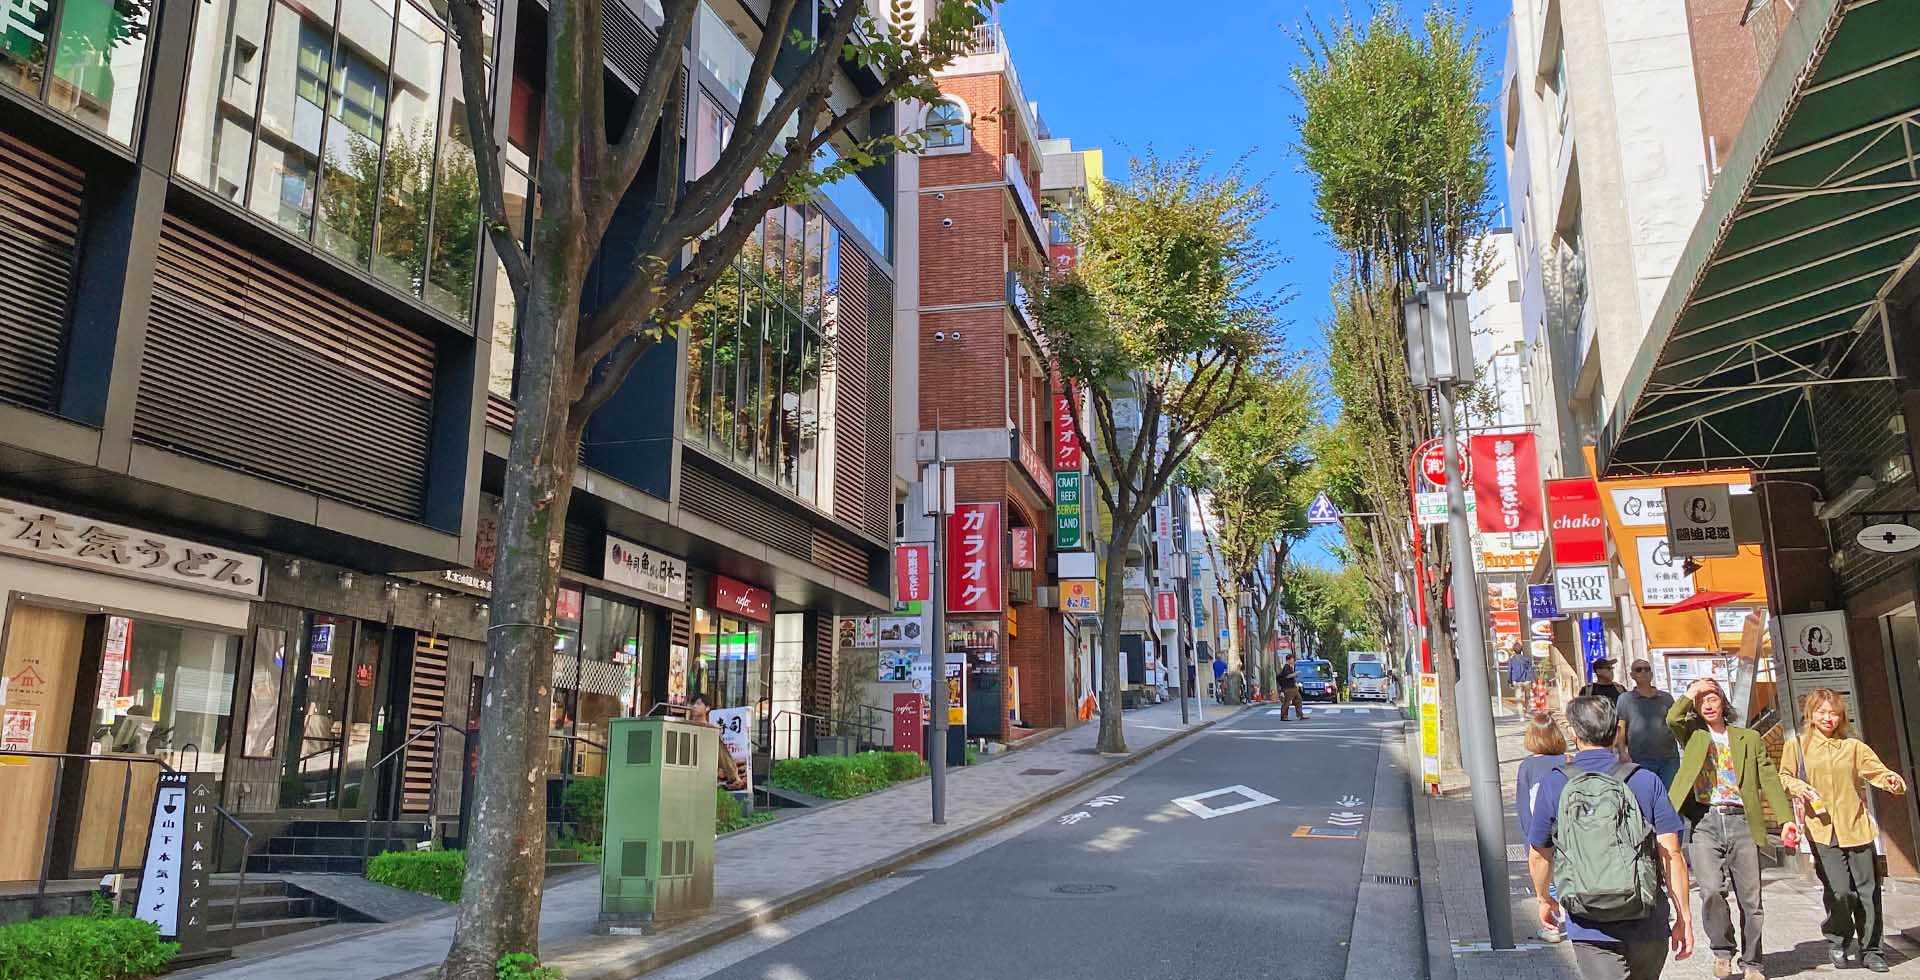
[1418,442,1471,487]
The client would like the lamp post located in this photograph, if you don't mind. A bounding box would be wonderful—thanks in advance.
[1404,285,1513,950]
[924,423,953,825]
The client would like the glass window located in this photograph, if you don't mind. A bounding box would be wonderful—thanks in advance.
[691,608,763,713]
[485,150,531,400]
[756,304,779,475]
[779,310,805,492]
[93,616,241,770]
[425,58,481,317]
[816,144,889,257]
[736,285,763,463]
[695,2,750,103]
[176,0,271,199]
[369,0,443,292]
[0,0,53,97]
[249,4,338,237]
[47,0,151,142]
[796,324,819,503]
[691,91,730,180]
[550,593,644,777]
[313,0,395,267]
[925,100,965,149]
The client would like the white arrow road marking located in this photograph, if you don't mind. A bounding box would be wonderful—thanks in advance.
[1058,811,1092,826]
[1083,795,1124,808]
[1327,811,1366,826]
[1338,795,1365,808]
[1170,785,1280,820]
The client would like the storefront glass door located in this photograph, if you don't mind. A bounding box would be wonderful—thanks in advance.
[280,615,352,809]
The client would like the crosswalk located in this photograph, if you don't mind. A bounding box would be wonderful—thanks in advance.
[1265,705,1393,716]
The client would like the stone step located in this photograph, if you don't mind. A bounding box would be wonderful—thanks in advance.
[209,892,337,925]
[205,915,335,947]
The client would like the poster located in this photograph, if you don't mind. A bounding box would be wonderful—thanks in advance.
[2,708,34,751]
[1419,673,1440,790]
[309,622,334,655]
[945,654,966,725]
[99,616,131,710]
[875,617,922,648]
[710,707,753,786]
[667,644,689,704]
[309,653,334,679]
[878,650,932,688]
[1635,536,1697,607]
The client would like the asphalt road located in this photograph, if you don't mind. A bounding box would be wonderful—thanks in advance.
[651,702,1411,980]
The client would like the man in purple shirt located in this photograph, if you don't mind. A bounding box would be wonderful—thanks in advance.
[1528,695,1694,979]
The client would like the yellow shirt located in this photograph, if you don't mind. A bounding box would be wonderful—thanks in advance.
[1778,731,1903,848]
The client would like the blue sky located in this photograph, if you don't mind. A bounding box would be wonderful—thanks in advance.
[998,0,1511,566]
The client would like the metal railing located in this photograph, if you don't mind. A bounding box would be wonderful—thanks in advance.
[548,731,609,807]
[360,723,467,867]
[767,709,889,762]
[210,803,254,933]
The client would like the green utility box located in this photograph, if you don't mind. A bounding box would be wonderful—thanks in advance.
[597,717,718,933]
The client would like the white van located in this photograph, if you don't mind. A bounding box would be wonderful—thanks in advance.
[1347,651,1390,701]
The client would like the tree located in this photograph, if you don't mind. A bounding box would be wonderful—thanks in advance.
[1280,560,1378,679]
[1027,153,1283,754]
[432,2,994,974]
[1186,363,1319,694]
[1291,5,1492,774]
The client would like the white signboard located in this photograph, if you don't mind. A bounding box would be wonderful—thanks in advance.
[1058,551,1098,580]
[1416,490,1476,525]
[1778,610,1860,725]
[1664,485,1737,558]
[878,649,932,689]
[1714,606,1756,636]
[602,536,688,602]
[875,617,923,649]
[1611,488,1667,527]
[710,706,753,786]
[1635,536,1696,607]
[1554,564,1613,612]
[0,497,263,597]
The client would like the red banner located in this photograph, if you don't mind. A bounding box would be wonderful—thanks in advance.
[1049,242,1078,277]
[1545,479,1607,566]
[946,503,1003,614]
[710,574,772,622]
[1470,433,1543,533]
[1010,528,1035,570]
[892,693,925,756]
[1154,590,1178,626]
[895,544,931,602]
[1053,391,1082,471]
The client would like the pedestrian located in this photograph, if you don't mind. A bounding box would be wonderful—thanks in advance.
[688,693,749,791]
[1212,655,1227,702]
[1668,679,1792,980]
[1527,695,1692,979]
[1580,658,1626,702]
[1510,653,1535,707]
[1617,660,1681,789]
[1515,712,1571,943]
[1277,653,1303,720]
[1778,688,1908,972]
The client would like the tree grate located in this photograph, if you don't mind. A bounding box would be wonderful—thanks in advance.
[1019,768,1065,776]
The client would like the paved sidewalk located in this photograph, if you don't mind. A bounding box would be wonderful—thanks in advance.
[188,698,1238,980]
[1417,701,1920,979]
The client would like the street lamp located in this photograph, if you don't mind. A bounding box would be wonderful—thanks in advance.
[1405,285,1514,950]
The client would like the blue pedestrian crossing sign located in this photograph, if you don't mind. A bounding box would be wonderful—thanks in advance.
[1307,493,1341,526]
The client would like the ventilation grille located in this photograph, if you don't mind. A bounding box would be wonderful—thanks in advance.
[601,0,659,91]
[625,727,652,765]
[562,523,594,575]
[401,633,451,814]
[862,275,895,541]
[621,839,649,877]
[139,218,433,520]
[808,614,833,718]
[810,529,869,583]
[661,839,694,877]
[485,394,515,432]
[0,133,80,412]
[670,610,691,649]
[680,459,812,558]
[828,247,874,535]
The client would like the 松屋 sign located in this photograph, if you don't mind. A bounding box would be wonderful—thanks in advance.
[603,536,687,602]
[1469,433,1543,533]
[1663,484,1736,558]
[0,497,263,597]
[947,503,1003,614]
[1554,564,1612,612]
[1061,579,1098,613]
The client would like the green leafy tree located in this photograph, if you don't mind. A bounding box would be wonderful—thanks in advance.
[1291,5,1492,772]
[1028,152,1284,753]
[431,1,996,973]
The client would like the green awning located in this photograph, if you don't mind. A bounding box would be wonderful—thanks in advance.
[1598,0,1920,477]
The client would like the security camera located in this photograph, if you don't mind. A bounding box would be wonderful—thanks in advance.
[935,191,946,200]
[941,217,954,227]
[933,331,945,341]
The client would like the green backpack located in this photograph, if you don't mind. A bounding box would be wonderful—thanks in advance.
[1551,763,1663,922]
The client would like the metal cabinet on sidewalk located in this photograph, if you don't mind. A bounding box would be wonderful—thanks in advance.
[597,717,717,933]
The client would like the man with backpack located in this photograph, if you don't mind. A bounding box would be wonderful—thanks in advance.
[1527,694,1693,979]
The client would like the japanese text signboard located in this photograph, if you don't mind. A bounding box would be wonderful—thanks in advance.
[1635,536,1696,607]
[711,575,772,622]
[946,503,1003,615]
[895,544,931,602]
[1469,433,1543,533]
[1545,479,1607,566]
[1154,590,1177,627]
[1663,484,1737,558]
[603,536,688,602]
[0,497,262,597]
[1061,579,1098,613]
[135,772,215,952]
[1778,610,1861,727]
[1054,472,1083,550]
[1053,391,1082,470]
[1010,528,1035,570]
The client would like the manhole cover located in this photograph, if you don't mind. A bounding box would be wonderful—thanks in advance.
[1051,883,1118,895]
[1019,768,1064,776]
[1368,874,1418,887]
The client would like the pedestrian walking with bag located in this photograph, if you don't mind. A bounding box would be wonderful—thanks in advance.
[1516,712,1571,944]
[1668,679,1792,980]
[1277,654,1303,720]
[1778,688,1908,972]
[1526,695,1693,979]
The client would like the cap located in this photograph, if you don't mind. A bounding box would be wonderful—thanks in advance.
[1591,658,1617,669]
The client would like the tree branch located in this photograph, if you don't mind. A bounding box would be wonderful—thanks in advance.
[601,0,700,228]
[444,0,529,305]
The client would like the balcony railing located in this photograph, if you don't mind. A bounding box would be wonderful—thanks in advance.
[1006,154,1047,247]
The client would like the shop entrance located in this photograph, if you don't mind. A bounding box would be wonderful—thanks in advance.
[279,616,393,811]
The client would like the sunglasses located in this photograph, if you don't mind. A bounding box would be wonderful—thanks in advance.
[1631,667,1651,674]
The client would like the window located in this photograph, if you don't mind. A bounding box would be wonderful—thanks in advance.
[0,0,151,143]
[815,143,890,257]
[925,100,966,149]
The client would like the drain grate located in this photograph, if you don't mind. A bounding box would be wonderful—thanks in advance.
[1368,874,1419,887]
[891,868,931,878]
[1052,883,1118,895]
[1019,767,1065,776]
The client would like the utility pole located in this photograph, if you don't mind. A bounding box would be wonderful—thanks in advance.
[926,420,949,825]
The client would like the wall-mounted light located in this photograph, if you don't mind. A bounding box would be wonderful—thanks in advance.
[475,601,489,618]
[384,581,402,599]
[337,571,354,589]
[428,593,444,612]
[1815,475,1877,521]
[285,559,302,579]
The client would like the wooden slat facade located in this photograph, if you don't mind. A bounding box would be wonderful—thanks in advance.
[0,132,81,411]
[401,633,452,814]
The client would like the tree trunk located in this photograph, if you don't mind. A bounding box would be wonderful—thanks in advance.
[443,266,586,977]
[1095,522,1136,754]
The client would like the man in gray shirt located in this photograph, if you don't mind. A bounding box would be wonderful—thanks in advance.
[1616,658,1680,788]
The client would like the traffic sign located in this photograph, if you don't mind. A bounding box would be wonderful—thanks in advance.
[1417,442,1471,488]
[1307,493,1341,526]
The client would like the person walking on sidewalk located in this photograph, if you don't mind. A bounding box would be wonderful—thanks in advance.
[1580,658,1626,702]
[1277,653,1303,720]
[1778,688,1909,972]
[1516,712,1571,944]
[1618,661,1680,789]
[1668,679,1792,980]
[1527,695,1693,979]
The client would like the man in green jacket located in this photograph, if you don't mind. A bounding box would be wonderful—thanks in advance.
[1668,679,1792,980]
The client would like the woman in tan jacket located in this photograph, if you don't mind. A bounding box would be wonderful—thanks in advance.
[1779,688,1908,973]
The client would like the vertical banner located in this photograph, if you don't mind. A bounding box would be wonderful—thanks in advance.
[1470,433,1543,533]
[1545,478,1608,565]
[710,706,752,787]
[1010,528,1035,570]
[1053,472,1083,549]
[1154,590,1178,627]
[947,503,1004,614]
[892,693,926,755]
[894,544,931,602]
[1419,673,1441,791]
[1053,390,1082,470]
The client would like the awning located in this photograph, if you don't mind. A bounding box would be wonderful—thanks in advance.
[1598,0,1920,476]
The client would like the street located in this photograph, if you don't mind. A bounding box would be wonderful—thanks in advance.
[650,704,1413,980]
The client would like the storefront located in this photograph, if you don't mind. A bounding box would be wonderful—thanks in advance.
[0,497,259,884]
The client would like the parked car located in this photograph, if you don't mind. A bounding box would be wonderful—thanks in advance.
[1297,658,1338,702]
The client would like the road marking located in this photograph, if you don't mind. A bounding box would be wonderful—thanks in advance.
[1338,795,1366,807]
[1169,784,1279,820]
[1083,795,1124,808]
[1292,825,1361,839]
[1057,811,1091,826]
[1327,811,1366,826]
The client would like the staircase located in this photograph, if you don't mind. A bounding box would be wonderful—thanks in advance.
[204,877,339,947]
[246,819,431,875]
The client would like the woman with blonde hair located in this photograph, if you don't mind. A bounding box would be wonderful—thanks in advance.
[1514,712,1569,943]
[1779,688,1908,972]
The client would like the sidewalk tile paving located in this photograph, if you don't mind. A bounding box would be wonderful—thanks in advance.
[1426,702,1920,979]
[187,698,1239,980]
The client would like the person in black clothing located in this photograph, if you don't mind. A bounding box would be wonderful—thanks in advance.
[1277,653,1303,720]
[1578,658,1625,702]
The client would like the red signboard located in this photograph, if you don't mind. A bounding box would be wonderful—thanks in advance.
[1010,528,1035,570]
[1053,391,1082,470]
[946,503,1003,614]
[1469,433,1543,533]
[1418,440,1472,488]
[892,693,925,756]
[1154,590,1178,626]
[1545,478,1607,566]
[895,544,931,602]
[711,574,772,622]
[1049,242,1078,277]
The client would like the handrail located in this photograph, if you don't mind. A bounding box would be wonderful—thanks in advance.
[177,742,201,775]
[768,709,888,762]
[3,750,172,918]
[361,723,468,868]
[210,804,256,935]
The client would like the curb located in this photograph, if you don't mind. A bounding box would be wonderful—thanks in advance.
[1406,725,1456,980]
[534,706,1249,980]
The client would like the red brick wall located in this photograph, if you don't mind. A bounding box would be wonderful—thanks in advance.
[918,307,1006,429]
[922,74,1005,187]
[1683,0,1795,175]
[919,188,1005,307]
[1009,605,1067,728]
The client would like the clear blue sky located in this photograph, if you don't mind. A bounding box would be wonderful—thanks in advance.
[998,0,1511,566]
